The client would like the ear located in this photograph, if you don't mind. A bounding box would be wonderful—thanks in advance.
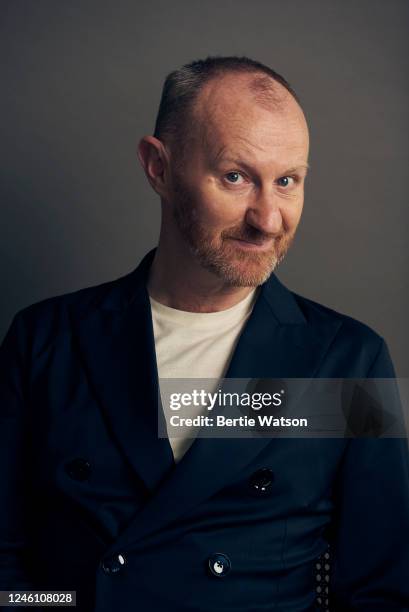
[137,136,171,197]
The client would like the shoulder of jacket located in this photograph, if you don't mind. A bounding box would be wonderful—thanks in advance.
[291,291,385,350]
[16,276,117,318]
[9,271,131,355]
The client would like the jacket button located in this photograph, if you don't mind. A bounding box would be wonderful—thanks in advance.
[249,468,274,495]
[65,458,91,481]
[101,553,127,575]
[208,553,231,577]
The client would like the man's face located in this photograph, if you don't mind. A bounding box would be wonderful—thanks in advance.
[167,76,310,287]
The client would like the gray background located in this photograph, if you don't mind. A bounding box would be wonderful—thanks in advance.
[1,0,408,374]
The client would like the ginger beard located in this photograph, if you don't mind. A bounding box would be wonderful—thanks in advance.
[172,171,297,287]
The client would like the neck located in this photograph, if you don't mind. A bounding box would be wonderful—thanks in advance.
[147,242,256,313]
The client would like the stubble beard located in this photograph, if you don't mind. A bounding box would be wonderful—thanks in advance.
[172,177,296,287]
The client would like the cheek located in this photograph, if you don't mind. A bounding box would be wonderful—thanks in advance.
[196,181,247,226]
[282,196,304,229]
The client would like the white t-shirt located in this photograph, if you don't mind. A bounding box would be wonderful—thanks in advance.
[150,289,258,462]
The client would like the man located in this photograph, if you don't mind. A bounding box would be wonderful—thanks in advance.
[1,56,408,612]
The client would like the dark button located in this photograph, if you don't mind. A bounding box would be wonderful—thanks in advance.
[101,553,127,575]
[249,468,274,496]
[65,458,91,481]
[208,553,231,577]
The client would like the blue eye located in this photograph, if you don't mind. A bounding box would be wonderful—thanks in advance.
[225,171,243,184]
[277,176,293,187]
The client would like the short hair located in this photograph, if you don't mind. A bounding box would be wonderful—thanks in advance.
[153,55,300,159]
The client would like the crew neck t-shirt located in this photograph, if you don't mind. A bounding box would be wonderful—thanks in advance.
[150,289,258,462]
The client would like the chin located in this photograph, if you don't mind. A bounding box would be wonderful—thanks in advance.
[191,235,291,287]
[211,257,279,287]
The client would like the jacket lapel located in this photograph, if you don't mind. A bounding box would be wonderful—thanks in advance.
[71,250,175,493]
[98,259,342,553]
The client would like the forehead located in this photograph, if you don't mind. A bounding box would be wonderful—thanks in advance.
[193,75,309,165]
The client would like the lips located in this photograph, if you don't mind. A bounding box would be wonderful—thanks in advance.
[228,237,275,251]
[235,238,269,246]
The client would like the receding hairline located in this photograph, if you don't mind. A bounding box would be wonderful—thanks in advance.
[194,70,301,121]
[166,68,305,165]
[155,56,301,135]
[177,71,306,162]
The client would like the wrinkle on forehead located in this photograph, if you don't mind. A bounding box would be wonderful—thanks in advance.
[213,139,268,164]
[204,108,309,166]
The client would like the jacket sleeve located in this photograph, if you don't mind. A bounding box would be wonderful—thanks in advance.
[0,310,39,599]
[329,339,409,611]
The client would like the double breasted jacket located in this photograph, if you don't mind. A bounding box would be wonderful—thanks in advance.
[1,249,409,611]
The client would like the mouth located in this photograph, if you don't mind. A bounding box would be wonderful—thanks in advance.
[228,237,275,252]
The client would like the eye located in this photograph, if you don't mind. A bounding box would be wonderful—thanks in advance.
[225,171,245,185]
[277,176,294,188]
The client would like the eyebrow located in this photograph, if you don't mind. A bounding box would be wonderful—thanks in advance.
[215,155,310,175]
[284,165,310,174]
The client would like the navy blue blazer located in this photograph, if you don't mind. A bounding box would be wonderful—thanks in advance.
[1,249,409,612]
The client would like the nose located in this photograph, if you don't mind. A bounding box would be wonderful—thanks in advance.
[244,190,283,236]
